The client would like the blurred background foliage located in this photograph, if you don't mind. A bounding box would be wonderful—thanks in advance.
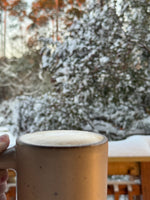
[1,0,150,140]
[0,0,86,99]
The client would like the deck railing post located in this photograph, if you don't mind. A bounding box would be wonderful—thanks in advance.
[141,162,150,200]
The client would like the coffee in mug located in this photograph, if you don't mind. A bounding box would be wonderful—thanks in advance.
[20,130,104,146]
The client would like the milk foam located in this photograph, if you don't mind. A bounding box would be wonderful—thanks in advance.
[19,130,104,146]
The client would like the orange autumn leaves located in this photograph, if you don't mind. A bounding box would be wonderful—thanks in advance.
[1,0,85,27]
[0,0,26,21]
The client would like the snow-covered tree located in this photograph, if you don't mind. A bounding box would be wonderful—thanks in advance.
[39,2,148,139]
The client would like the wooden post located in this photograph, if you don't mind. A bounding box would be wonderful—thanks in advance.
[141,162,150,200]
[6,187,16,200]
[114,192,120,200]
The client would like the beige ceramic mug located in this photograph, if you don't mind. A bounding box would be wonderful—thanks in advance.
[0,130,108,200]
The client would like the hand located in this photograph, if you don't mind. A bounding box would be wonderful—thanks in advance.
[0,135,10,200]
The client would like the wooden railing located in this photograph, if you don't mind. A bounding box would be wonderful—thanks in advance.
[6,170,16,200]
[108,158,144,199]
[108,135,150,200]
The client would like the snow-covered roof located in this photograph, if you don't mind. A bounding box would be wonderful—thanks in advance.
[109,135,150,158]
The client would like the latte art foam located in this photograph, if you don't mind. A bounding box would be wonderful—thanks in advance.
[19,130,103,147]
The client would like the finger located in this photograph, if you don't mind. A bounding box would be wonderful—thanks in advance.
[0,135,10,153]
[0,193,6,200]
[0,182,7,195]
[0,170,8,185]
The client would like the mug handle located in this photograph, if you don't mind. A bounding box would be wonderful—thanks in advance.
[0,147,16,170]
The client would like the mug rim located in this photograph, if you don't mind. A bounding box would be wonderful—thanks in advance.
[17,130,108,148]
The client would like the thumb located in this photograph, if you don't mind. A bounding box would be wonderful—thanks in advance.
[0,135,10,153]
